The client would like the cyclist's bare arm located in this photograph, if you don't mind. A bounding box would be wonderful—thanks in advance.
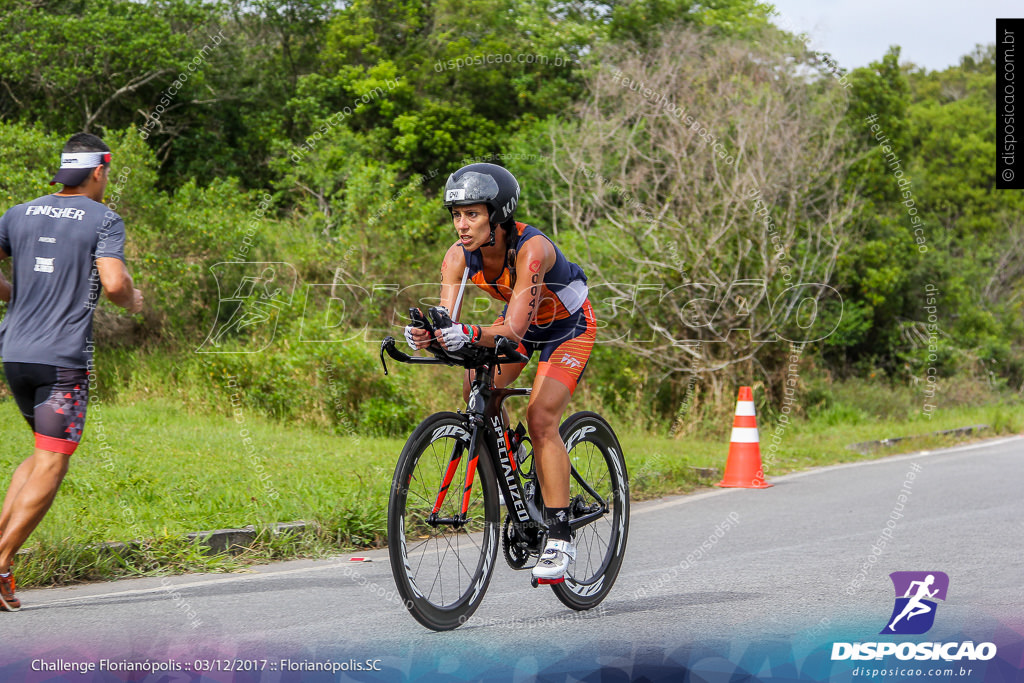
[406,243,466,349]
[438,242,469,317]
[474,238,554,347]
[0,249,10,302]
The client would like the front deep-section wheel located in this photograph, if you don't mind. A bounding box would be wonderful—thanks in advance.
[387,412,499,630]
[552,411,630,610]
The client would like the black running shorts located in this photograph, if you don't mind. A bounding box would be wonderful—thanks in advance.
[3,362,89,455]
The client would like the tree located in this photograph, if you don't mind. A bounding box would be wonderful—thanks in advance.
[530,27,859,407]
[0,0,212,132]
[297,0,591,178]
[826,47,917,370]
[608,0,775,46]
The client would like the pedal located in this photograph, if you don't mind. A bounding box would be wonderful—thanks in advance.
[535,577,565,585]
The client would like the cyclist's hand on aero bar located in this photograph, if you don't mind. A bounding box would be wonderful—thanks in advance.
[405,307,435,350]
[404,325,429,350]
[425,305,480,352]
[437,322,482,351]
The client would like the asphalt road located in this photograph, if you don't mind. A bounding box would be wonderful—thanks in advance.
[1,436,1021,681]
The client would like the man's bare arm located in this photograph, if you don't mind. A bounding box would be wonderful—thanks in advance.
[0,249,10,303]
[96,257,143,313]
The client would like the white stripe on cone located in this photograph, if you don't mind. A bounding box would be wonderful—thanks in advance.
[735,401,756,417]
[730,427,760,443]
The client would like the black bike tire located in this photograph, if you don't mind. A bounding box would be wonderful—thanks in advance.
[387,412,500,631]
[551,411,630,611]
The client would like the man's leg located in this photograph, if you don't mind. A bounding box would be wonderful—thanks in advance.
[0,448,71,572]
[0,456,37,537]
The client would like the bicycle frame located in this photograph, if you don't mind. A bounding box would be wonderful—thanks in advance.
[426,363,538,529]
[380,335,609,537]
[438,368,611,536]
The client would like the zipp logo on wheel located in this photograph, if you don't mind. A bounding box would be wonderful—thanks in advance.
[881,571,949,635]
[431,424,468,442]
[565,425,595,451]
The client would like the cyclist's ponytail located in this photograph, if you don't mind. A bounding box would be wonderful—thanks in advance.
[502,219,519,290]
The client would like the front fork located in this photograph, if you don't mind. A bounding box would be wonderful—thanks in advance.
[427,414,482,529]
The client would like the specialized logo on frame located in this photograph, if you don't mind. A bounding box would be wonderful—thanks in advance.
[880,571,948,635]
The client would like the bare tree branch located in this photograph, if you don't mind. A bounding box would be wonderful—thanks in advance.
[538,27,860,403]
[86,68,175,131]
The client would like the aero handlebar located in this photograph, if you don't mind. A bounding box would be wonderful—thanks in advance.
[379,306,529,375]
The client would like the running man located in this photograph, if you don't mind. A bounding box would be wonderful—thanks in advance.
[0,133,143,611]
[404,163,596,583]
[888,574,939,631]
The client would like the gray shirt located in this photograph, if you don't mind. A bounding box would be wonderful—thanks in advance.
[0,194,126,368]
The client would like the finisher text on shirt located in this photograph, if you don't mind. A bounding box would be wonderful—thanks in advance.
[25,206,86,221]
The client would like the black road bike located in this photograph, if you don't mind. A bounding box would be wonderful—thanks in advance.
[379,307,630,631]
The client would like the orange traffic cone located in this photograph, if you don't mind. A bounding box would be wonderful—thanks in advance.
[717,386,772,488]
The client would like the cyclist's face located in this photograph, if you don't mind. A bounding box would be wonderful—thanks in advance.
[451,204,491,250]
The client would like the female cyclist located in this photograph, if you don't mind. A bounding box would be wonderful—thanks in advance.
[404,163,596,582]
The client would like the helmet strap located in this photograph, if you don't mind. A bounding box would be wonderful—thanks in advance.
[488,225,496,247]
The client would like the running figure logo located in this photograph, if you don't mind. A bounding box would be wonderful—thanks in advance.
[197,262,297,354]
[880,571,949,635]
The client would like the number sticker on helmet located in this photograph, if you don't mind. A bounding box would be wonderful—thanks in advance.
[445,189,466,202]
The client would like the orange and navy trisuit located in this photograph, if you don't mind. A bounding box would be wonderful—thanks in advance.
[461,222,596,394]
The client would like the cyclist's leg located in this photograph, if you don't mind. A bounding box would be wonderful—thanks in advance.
[527,301,596,512]
[527,377,573,508]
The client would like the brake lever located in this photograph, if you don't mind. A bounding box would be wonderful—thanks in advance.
[380,337,394,375]
[379,335,417,375]
[494,336,528,364]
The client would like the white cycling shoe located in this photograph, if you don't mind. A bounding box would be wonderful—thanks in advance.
[532,539,576,583]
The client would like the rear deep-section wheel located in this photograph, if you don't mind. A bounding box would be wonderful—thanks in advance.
[387,412,499,630]
[552,411,630,611]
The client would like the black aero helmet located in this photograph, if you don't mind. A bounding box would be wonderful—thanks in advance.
[443,163,520,225]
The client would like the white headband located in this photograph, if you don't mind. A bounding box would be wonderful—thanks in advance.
[60,152,111,169]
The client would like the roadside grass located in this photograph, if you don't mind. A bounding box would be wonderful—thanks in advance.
[0,396,1019,588]
[624,401,1021,499]
[0,398,403,586]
